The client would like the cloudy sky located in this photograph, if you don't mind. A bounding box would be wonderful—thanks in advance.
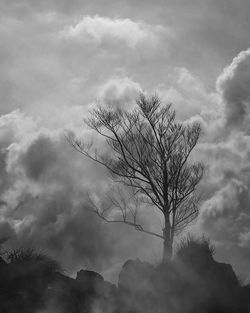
[1,0,250,282]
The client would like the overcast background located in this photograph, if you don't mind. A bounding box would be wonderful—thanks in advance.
[0,0,250,282]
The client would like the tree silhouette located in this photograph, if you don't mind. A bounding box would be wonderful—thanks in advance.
[70,94,204,260]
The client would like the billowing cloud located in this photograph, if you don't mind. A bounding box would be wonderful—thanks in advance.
[181,49,250,281]
[239,230,250,248]
[98,76,142,109]
[157,68,219,123]
[0,110,161,279]
[21,136,58,181]
[2,0,250,283]
[61,15,166,48]
[0,111,113,271]
[216,48,250,131]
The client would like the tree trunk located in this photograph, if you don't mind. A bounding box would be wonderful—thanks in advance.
[162,214,173,262]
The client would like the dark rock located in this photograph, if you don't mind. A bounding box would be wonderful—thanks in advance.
[76,269,104,285]
[213,261,239,286]
[117,254,249,313]
[0,244,249,313]
[118,258,155,291]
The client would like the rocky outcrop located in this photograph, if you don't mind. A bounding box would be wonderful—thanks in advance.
[76,269,104,284]
[76,269,105,294]
[0,246,249,313]
[75,269,117,299]
[118,256,249,313]
[48,269,117,313]
[214,261,239,286]
[119,258,155,291]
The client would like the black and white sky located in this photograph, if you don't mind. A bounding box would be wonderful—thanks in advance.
[1,0,250,281]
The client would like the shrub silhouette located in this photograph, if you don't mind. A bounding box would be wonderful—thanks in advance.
[175,235,215,272]
[7,248,61,277]
[0,248,61,313]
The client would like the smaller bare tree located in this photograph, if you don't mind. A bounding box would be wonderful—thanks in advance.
[70,94,204,261]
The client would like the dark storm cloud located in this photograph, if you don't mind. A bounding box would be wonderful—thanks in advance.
[0,116,116,271]
[0,114,160,278]
[21,136,57,181]
[13,190,115,272]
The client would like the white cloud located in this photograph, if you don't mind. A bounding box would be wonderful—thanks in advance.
[157,68,219,125]
[239,230,250,248]
[98,76,142,109]
[61,15,166,48]
[216,48,250,131]
[201,179,247,218]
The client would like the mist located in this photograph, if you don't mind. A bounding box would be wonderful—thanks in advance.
[1,0,250,312]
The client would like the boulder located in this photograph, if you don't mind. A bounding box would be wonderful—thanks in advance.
[118,258,155,292]
[76,270,104,285]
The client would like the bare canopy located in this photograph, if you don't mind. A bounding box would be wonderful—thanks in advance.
[70,94,204,261]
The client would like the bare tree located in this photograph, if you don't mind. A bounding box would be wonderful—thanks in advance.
[70,94,204,261]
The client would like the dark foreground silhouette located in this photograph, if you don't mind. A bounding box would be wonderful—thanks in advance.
[0,238,249,313]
